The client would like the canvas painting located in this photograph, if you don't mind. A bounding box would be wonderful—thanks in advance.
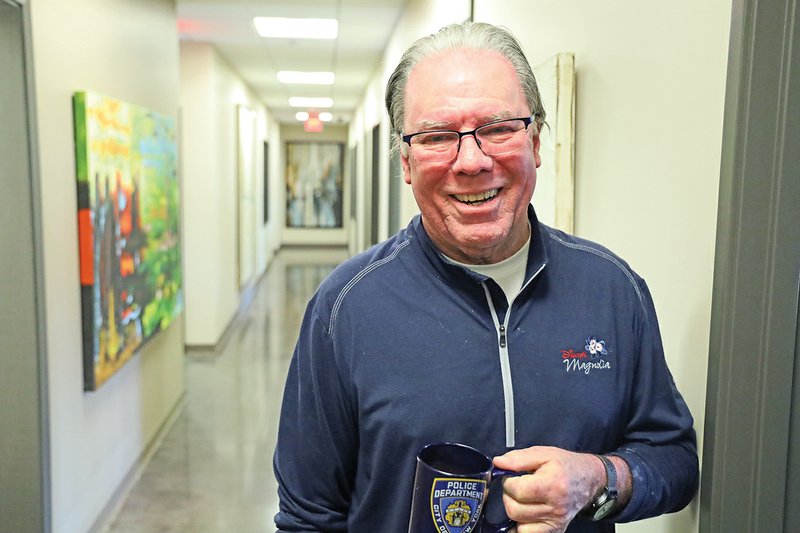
[263,141,270,225]
[237,105,257,288]
[532,53,576,233]
[286,142,344,228]
[73,91,183,391]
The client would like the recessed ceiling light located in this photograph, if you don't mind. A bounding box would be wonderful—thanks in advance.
[319,112,333,122]
[289,97,333,108]
[295,112,309,121]
[253,17,338,39]
[278,71,335,85]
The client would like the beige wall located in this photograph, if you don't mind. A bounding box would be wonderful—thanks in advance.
[179,42,280,347]
[357,0,733,531]
[476,2,731,531]
[28,0,184,531]
[349,0,473,250]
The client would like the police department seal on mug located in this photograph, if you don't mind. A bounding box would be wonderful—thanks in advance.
[430,477,486,532]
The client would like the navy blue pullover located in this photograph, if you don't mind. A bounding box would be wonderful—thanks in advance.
[274,208,698,532]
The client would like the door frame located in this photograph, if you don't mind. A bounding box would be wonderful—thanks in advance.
[0,1,51,531]
[701,0,800,530]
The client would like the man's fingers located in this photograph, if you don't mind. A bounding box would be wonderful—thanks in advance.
[493,445,558,472]
[501,472,548,503]
[500,456,573,505]
[502,491,555,521]
[514,524,567,533]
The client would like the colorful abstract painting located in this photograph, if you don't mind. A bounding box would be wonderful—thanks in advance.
[285,142,344,228]
[73,92,183,391]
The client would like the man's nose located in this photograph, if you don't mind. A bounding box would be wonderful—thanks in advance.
[453,134,491,173]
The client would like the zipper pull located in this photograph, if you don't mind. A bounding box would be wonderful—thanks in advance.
[499,324,507,348]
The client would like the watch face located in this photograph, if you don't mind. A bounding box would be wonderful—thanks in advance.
[593,499,616,520]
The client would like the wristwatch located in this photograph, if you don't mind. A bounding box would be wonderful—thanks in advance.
[583,455,618,521]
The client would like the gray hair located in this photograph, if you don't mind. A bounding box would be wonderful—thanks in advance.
[385,21,546,155]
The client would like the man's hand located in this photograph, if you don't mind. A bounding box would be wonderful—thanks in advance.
[492,446,608,533]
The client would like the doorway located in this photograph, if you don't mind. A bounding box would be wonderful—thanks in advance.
[701,0,800,530]
[0,1,51,531]
[370,123,381,245]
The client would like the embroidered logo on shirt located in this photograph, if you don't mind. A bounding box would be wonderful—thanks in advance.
[561,336,612,374]
[585,336,608,357]
[430,478,486,533]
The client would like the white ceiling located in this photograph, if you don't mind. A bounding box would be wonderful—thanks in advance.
[176,0,407,125]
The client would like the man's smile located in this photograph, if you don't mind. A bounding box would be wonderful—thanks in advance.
[452,187,500,205]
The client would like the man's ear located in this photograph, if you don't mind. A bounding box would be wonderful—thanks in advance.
[533,134,542,169]
[401,151,412,184]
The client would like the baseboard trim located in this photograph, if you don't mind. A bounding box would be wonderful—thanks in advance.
[185,258,272,357]
[87,393,186,533]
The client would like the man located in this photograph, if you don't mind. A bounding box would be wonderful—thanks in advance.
[274,22,698,532]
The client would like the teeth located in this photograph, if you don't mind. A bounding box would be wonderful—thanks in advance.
[454,188,498,204]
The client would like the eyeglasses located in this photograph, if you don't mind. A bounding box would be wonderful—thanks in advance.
[402,116,533,163]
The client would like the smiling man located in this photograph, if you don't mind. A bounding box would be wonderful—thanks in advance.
[274,22,698,533]
[399,46,539,266]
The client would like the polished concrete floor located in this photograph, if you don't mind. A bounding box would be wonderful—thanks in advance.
[103,247,349,533]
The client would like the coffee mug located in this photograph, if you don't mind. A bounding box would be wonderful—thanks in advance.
[407,442,519,533]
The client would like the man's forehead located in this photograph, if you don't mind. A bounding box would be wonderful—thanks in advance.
[403,50,525,131]
[410,112,519,131]
[405,49,521,97]
[408,48,512,79]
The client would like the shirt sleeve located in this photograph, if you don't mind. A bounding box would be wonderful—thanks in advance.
[273,297,357,532]
[610,279,699,522]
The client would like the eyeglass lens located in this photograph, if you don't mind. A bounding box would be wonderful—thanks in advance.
[409,118,529,161]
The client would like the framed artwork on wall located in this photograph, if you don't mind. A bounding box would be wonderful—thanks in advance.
[285,141,344,228]
[237,105,257,288]
[264,141,269,225]
[388,136,402,234]
[349,145,357,222]
[73,91,183,391]
[532,53,576,233]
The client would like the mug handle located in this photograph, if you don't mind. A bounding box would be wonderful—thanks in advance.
[481,468,523,533]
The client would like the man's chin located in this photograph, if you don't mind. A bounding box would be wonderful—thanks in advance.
[452,222,508,245]
[448,229,511,261]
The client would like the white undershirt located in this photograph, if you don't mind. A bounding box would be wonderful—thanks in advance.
[443,235,531,303]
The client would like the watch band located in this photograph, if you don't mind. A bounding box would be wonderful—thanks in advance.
[598,455,617,498]
[582,454,618,521]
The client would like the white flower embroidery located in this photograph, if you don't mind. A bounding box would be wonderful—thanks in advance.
[585,336,608,357]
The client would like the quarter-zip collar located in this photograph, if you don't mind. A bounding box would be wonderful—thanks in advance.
[411,206,550,448]
[522,205,549,289]
[411,204,549,294]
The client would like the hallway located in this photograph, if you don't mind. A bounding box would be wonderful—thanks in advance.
[102,247,349,533]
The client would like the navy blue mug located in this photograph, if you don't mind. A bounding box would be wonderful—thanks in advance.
[407,442,518,533]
